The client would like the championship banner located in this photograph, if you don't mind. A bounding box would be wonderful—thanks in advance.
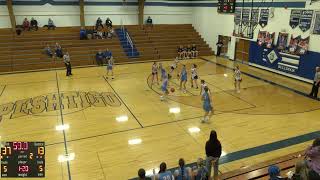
[265,32,275,49]
[289,10,302,29]
[257,31,267,46]
[297,36,310,55]
[312,11,320,34]
[234,8,242,25]
[251,9,260,27]
[277,33,289,52]
[299,10,314,32]
[242,9,251,26]
[259,9,269,27]
[288,35,301,55]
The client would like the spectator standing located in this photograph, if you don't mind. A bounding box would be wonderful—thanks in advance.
[96,17,103,29]
[63,52,72,76]
[205,130,222,180]
[80,27,87,40]
[96,50,104,65]
[47,18,56,30]
[55,43,63,58]
[216,40,223,56]
[138,169,152,180]
[309,67,320,98]
[30,18,38,31]
[146,16,153,29]
[106,17,112,28]
[44,44,53,58]
[23,18,30,31]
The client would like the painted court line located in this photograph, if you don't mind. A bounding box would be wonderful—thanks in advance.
[0,85,6,97]
[55,72,72,180]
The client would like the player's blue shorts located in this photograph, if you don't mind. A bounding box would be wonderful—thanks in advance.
[181,75,187,81]
[107,65,113,70]
[203,103,212,112]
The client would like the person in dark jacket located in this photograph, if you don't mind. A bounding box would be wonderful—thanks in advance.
[30,17,38,31]
[205,130,222,180]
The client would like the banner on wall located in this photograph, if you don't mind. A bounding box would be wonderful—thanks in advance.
[265,32,275,49]
[259,9,269,27]
[257,31,267,46]
[299,10,314,32]
[234,8,242,25]
[277,33,289,52]
[289,10,302,29]
[312,11,320,34]
[251,9,260,27]
[242,9,251,26]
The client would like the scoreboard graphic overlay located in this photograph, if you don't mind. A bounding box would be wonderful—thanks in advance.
[1,142,45,178]
[218,0,236,13]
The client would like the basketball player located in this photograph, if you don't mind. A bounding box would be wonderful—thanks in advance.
[174,158,192,180]
[151,62,159,85]
[200,80,208,95]
[160,72,169,101]
[106,56,114,79]
[191,64,199,89]
[169,57,179,79]
[234,65,242,93]
[157,162,174,180]
[159,63,166,82]
[179,64,187,93]
[201,86,213,123]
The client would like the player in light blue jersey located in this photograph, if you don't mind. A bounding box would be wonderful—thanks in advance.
[157,162,174,180]
[201,86,213,123]
[179,64,187,93]
[174,158,192,180]
[106,56,114,79]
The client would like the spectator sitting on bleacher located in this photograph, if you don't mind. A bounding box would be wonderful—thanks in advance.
[177,45,184,60]
[192,158,209,180]
[30,18,38,31]
[174,158,192,180]
[96,17,103,29]
[191,44,198,58]
[96,50,104,66]
[295,138,320,180]
[47,18,56,30]
[96,29,104,39]
[106,17,112,28]
[80,27,87,40]
[186,45,192,59]
[268,165,286,180]
[55,43,63,58]
[106,27,114,39]
[157,162,174,180]
[44,44,53,58]
[182,46,188,59]
[23,18,30,31]
[138,169,152,180]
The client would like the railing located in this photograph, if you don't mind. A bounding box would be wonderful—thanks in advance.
[120,19,134,56]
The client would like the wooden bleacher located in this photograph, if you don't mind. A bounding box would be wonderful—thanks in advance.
[0,24,213,73]
[127,24,213,60]
[221,151,304,180]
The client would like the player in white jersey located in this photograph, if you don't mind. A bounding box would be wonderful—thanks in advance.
[151,62,159,85]
[169,57,179,79]
[106,56,114,79]
[200,79,209,95]
[234,65,242,93]
[191,64,199,89]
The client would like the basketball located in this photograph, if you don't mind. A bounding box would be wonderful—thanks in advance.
[170,87,175,93]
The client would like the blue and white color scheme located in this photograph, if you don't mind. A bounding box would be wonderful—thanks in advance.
[249,41,320,82]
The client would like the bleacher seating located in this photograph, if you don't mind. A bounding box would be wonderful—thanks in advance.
[0,24,213,73]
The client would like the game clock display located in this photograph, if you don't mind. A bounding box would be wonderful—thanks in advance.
[218,0,236,13]
[1,142,45,178]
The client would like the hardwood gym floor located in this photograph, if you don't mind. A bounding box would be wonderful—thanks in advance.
[0,56,319,179]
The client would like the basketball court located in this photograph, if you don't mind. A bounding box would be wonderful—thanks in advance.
[0,56,319,179]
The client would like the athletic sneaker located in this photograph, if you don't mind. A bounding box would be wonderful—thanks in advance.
[160,96,165,101]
